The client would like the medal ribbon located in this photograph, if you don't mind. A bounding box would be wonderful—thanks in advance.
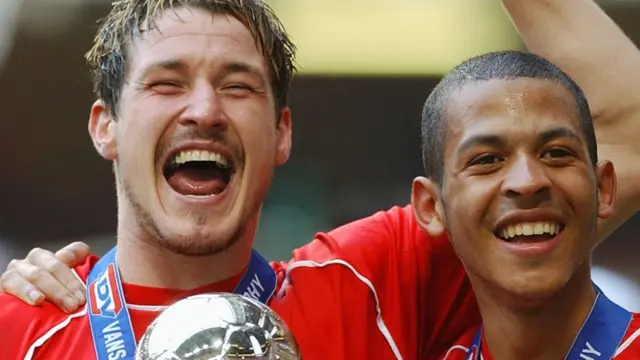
[466,286,632,360]
[86,246,276,360]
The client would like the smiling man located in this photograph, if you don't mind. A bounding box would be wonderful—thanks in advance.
[0,1,302,359]
[411,50,639,359]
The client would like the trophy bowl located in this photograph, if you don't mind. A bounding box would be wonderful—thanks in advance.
[135,293,300,360]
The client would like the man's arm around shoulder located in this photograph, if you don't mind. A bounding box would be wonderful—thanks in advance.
[278,205,475,359]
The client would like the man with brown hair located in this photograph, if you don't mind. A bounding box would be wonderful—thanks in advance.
[0,1,473,359]
[0,1,305,359]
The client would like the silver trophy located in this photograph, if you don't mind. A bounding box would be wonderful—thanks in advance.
[135,293,301,360]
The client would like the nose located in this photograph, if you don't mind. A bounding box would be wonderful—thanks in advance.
[178,80,228,131]
[501,153,551,198]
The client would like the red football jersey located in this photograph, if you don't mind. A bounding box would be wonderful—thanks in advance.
[0,258,246,359]
[271,205,479,359]
[438,313,640,359]
[0,206,480,360]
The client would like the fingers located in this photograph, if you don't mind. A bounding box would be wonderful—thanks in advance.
[24,258,82,313]
[54,242,90,304]
[2,259,82,312]
[0,243,91,313]
[25,247,86,312]
[0,263,46,305]
[54,242,91,267]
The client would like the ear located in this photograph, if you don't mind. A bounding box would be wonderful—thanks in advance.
[595,160,616,219]
[411,176,446,237]
[274,107,292,166]
[88,100,118,161]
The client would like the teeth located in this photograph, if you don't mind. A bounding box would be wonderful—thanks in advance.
[499,221,562,240]
[533,223,544,235]
[171,150,229,168]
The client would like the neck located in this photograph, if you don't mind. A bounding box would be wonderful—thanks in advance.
[115,212,257,291]
[474,263,596,360]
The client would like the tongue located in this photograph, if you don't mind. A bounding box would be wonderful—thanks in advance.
[166,167,227,196]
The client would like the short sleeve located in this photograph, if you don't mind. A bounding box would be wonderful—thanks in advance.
[270,205,480,359]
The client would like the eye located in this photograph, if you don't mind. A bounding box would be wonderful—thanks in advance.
[469,154,503,167]
[147,81,183,94]
[151,81,179,87]
[228,83,252,89]
[220,83,256,99]
[542,147,574,159]
[222,83,255,93]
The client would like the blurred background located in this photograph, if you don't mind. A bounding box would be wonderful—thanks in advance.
[0,0,639,310]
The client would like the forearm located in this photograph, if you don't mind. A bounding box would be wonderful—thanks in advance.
[501,0,640,120]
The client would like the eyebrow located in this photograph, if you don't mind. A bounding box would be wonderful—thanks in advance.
[456,125,584,156]
[136,59,267,83]
[456,133,508,156]
[137,59,188,80]
[537,126,583,146]
[220,62,265,78]
[217,61,268,87]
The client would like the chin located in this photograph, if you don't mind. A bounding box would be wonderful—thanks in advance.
[156,229,242,257]
[151,217,247,257]
[498,268,571,307]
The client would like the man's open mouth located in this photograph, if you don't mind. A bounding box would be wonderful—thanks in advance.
[163,149,235,197]
[494,221,565,243]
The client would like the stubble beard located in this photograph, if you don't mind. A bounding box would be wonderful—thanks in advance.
[121,179,254,257]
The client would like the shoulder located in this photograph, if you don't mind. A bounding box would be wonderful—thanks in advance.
[0,255,99,359]
[321,204,422,245]
[271,206,472,359]
[281,205,461,291]
[73,254,100,281]
[290,205,452,263]
[0,292,85,358]
[615,312,640,358]
[429,326,476,360]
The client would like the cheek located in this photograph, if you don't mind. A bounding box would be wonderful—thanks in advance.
[442,180,500,260]
[554,171,598,210]
[117,110,165,174]
[229,103,278,161]
[447,179,497,225]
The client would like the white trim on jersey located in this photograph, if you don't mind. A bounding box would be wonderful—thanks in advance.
[23,306,87,360]
[442,345,469,360]
[127,304,169,311]
[21,302,168,359]
[21,269,195,358]
[71,268,84,285]
[22,269,87,359]
[278,259,404,360]
[615,327,640,357]
[79,268,171,312]
[23,269,89,359]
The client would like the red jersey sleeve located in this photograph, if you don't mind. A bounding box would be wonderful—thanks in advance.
[0,256,98,360]
[0,293,56,359]
[269,205,480,360]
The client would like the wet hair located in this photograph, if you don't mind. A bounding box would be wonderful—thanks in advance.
[85,0,297,116]
[420,50,597,184]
